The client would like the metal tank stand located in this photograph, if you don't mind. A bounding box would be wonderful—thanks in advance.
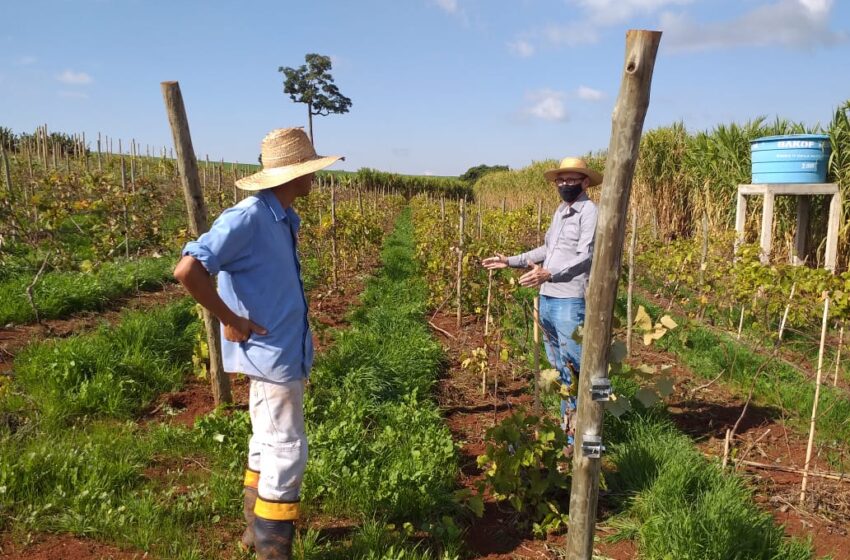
[735,183,841,271]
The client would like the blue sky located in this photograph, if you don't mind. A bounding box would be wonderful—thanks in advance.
[2,0,849,176]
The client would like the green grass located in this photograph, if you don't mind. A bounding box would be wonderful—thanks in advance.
[11,300,197,425]
[605,414,813,560]
[0,256,176,325]
[0,208,459,559]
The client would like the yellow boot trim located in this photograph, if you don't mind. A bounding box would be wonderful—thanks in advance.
[243,469,260,489]
[254,497,300,521]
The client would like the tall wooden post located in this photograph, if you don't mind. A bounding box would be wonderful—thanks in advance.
[161,80,232,406]
[565,29,661,560]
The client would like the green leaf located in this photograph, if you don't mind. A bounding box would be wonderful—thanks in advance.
[635,387,660,408]
[655,375,675,398]
[467,494,485,518]
[609,340,627,363]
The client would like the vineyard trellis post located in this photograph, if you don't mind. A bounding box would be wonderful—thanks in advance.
[533,296,541,413]
[566,29,662,560]
[457,198,465,329]
[801,292,830,504]
[161,80,232,406]
[1,144,14,207]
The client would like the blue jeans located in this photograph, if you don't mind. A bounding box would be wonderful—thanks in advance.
[539,295,585,444]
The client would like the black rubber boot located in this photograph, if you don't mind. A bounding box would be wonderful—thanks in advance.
[240,485,258,550]
[253,517,295,560]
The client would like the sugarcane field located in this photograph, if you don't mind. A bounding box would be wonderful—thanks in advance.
[2,2,850,559]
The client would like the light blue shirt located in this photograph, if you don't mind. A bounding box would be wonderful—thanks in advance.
[507,192,597,299]
[182,190,313,383]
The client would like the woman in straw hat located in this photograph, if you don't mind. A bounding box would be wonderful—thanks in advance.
[482,157,601,451]
[174,128,341,559]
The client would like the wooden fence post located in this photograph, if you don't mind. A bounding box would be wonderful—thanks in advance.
[161,80,232,406]
[565,29,662,560]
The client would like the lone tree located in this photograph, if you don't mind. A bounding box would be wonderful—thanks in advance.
[279,53,352,146]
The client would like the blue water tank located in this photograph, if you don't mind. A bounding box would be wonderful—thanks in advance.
[750,134,831,184]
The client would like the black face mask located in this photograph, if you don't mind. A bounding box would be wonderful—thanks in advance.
[558,185,583,203]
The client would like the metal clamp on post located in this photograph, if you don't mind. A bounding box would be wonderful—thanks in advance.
[589,378,612,401]
[581,434,605,459]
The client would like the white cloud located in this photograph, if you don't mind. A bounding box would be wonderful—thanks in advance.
[573,0,693,25]
[577,85,605,101]
[15,55,37,66]
[661,0,847,52]
[56,69,93,85]
[59,90,89,99]
[507,39,535,57]
[423,170,435,176]
[524,89,569,121]
[433,0,458,14]
[542,21,599,46]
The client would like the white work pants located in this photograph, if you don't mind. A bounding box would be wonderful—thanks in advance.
[247,378,308,503]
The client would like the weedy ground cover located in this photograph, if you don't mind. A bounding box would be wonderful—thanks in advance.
[0,255,176,325]
[634,293,850,454]
[605,414,814,560]
[0,208,461,559]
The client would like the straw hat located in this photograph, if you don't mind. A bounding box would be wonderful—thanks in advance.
[543,156,603,186]
[235,128,342,191]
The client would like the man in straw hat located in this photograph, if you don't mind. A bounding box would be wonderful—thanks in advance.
[174,127,341,559]
[482,157,601,449]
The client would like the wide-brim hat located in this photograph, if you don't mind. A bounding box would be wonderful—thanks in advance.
[543,156,603,186]
[235,127,342,191]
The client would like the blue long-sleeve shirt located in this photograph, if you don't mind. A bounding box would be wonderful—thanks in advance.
[182,189,313,383]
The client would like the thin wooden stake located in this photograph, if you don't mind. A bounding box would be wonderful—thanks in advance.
[456,198,465,330]
[737,305,745,340]
[800,292,829,505]
[834,324,844,387]
[484,269,493,336]
[120,155,130,259]
[533,296,541,413]
[722,428,731,469]
[777,282,796,343]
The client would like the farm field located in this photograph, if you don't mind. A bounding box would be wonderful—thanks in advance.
[2,104,850,560]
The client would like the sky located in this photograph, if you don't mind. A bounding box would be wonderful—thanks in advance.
[2,0,849,176]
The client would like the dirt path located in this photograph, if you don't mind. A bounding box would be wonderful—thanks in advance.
[0,533,145,560]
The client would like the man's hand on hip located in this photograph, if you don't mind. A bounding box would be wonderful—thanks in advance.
[519,260,552,288]
[482,253,509,270]
[224,316,268,343]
